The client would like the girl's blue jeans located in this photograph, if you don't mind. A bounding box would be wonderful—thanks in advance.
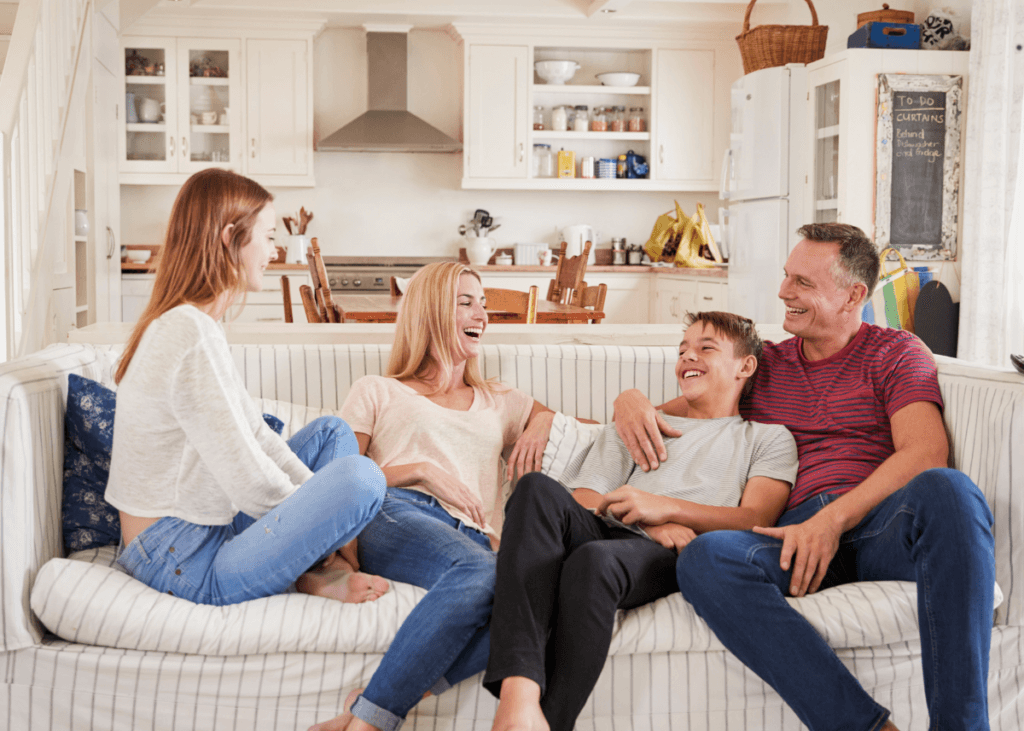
[350,487,496,731]
[676,468,995,731]
[116,416,386,606]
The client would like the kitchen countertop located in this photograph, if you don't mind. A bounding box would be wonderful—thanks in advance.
[121,262,309,273]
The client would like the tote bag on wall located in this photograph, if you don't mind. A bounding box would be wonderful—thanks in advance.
[862,248,921,332]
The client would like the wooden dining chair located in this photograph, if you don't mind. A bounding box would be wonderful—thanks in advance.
[298,284,322,323]
[484,286,538,324]
[280,275,294,323]
[305,237,344,323]
[389,276,402,296]
[578,282,608,324]
[546,240,592,306]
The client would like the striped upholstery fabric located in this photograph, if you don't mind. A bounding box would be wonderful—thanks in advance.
[3,342,1024,730]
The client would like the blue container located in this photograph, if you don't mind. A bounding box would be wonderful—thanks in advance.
[847,22,921,49]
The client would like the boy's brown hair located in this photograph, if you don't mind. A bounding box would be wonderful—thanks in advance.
[683,311,763,395]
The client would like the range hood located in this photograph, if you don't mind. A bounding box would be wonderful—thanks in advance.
[317,29,463,154]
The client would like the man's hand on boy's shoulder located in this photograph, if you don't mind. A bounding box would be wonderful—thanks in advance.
[644,523,697,553]
[598,484,677,526]
[612,389,684,472]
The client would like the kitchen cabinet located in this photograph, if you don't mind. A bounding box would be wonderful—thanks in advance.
[653,273,728,325]
[465,44,530,180]
[122,272,310,323]
[456,26,738,192]
[120,38,242,177]
[119,25,316,186]
[804,49,969,237]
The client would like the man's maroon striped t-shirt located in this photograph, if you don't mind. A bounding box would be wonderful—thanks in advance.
[740,323,943,510]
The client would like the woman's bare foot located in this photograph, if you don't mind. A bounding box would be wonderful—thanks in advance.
[491,677,548,731]
[296,555,389,604]
[309,688,362,731]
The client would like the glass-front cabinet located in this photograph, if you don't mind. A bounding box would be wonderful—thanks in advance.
[812,78,840,224]
[121,38,241,175]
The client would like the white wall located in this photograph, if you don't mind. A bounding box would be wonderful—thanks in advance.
[119,26,723,258]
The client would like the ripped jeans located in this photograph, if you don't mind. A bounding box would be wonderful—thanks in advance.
[115,416,386,606]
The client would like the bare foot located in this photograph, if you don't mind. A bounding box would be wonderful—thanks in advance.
[491,677,548,731]
[296,557,389,604]
[309,688,362,731]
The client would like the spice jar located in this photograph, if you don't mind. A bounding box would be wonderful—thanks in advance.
[573,105,589,132]
[591,107,608,132]
[533,106,545,131]
[628,106,646,132]
[533,144,555,178]
[609,106,626,132]
[551,105,568,132]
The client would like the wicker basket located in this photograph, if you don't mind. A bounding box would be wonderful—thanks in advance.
[736,0,829,75]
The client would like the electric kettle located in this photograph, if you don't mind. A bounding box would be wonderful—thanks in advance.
[560,225,597,265]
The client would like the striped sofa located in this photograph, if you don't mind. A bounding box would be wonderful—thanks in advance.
[1,340,1023,731]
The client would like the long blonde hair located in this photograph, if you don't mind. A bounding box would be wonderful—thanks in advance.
[115,169,273,384]
[387,262,495,393]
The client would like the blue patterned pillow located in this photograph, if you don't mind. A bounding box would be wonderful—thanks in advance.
[62,374,120,553]
[62,374,287,554]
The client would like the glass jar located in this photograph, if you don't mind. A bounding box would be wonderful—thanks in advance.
[573,105,589,132]
[609,106,626,132]
[591,107,608,132]
[628,106,646,132]
[551,105,568,132]
[533,144,555,178]
[533,106,545,131]
[617,154,628,179]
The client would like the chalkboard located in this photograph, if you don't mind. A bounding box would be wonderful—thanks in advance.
[875,74,964,260]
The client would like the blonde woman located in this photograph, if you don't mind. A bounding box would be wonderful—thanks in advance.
[107,168,388,607]
[310,262,555,731]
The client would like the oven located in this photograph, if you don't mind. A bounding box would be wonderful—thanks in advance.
[322,256,456,292]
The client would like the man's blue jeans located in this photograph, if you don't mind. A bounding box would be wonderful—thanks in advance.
[351,488,496,731]
[676,468,995,731]
[116,416,386,605]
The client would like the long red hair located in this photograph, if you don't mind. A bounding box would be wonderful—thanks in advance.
[115,169,273,384]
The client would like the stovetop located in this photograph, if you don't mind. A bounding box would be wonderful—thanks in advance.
[322,256,455,268]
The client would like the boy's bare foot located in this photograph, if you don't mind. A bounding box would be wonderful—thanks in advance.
[491,677,548,731]
[296,556,389,604]
[309,688,363,731]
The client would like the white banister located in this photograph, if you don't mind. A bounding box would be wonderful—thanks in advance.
[0,0,92,360]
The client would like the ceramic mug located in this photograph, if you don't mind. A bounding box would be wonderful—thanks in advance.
[138,97,165,123]
[220,107,230,125]
[201,111,218,125]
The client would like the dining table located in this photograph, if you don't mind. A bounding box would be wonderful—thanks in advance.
[332,294,604,324]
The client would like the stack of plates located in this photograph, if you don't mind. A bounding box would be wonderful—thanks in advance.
[597,159,617,179]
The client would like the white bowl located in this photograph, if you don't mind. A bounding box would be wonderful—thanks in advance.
[126,249,152,263]
[596,72,641,87]
[535,60,580,85]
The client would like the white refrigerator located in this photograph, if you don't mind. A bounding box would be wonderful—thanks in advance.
[721,64,809,325]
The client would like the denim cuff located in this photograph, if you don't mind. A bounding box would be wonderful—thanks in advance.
[351,695,403,731]
[430,676,452,696]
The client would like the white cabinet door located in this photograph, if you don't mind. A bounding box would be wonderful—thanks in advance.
[466,45,529,179]
[653,49,715,185]
[177,38,241,175]
[246,39,311,178]
[654,277,697,324]
[599,274,651,324]
[121,38,179,174]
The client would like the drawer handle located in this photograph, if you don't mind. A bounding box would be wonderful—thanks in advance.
[182,137,188,158]
[702,296,713,301]
[168,136,175,157]
[251,138,257,159]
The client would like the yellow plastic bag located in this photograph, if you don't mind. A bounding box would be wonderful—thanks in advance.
[643,202,721,268]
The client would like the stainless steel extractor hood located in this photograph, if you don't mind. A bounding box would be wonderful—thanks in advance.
[317,30,462,153]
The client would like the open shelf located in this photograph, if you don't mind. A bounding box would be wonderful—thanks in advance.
[533,84,650,95]
[533,131,649,141]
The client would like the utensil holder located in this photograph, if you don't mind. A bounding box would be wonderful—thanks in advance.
[288,234,310,264]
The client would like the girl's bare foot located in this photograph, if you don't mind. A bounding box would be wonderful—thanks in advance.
[296,556,389,604]
[491,677,548,731]
[309,688,362,731]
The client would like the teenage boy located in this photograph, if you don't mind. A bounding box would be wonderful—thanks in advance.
[484,311,799,731]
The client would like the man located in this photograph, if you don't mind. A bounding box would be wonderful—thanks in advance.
[613,223,995,731]
[487,312,798,731]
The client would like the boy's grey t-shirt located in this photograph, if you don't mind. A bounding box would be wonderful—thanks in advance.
[564,415,798,533]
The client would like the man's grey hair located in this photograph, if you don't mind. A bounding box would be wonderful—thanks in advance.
[797,223,880,299]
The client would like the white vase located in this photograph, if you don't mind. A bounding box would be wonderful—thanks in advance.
[288,234,310,264]
[466,236,496,266]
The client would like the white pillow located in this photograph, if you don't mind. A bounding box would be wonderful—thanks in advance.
[541,412,605,483]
